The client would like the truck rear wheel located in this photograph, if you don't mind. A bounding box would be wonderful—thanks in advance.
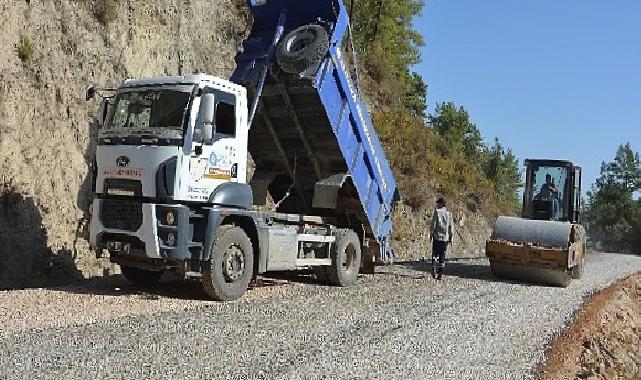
[120,266,163,286]
[202,225,254,301]
[327,230,362,287]
[277,24,329,74]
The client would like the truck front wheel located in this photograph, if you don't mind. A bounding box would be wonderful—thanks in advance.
[327,230,362,287]
[120,266,164,286]
[202,225,254,301]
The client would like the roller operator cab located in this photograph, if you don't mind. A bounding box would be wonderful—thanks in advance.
[521,159,582,223]
[84,0,399,301]
[486,159,586,287]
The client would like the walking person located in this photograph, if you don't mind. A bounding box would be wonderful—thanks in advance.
[430,196,453,280]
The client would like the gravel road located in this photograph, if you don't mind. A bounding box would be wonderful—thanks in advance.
[1,252,640,380]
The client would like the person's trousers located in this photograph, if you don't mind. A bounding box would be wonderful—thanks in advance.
[432,240,448,270]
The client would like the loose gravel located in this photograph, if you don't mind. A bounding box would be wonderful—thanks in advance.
[1,252,640,380]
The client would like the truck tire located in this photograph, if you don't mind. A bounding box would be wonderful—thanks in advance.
[202,225,254,301]
[120,266,163,286]
[277,24,329,74]
[327,230,362,287]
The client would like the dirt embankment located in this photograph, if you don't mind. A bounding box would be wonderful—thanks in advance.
[538,272,641,380]
[0,0,249,288]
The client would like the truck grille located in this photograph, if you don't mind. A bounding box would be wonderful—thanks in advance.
[101,200,143,231]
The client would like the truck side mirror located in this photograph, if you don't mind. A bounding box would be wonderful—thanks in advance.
[85,85,96,101]
[200,93,215,125]
[97,99,109,128]
[202,124,213,142]
[199,93,215,144]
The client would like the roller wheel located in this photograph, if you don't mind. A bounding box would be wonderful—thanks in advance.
[202,225,254,301]
[277,24,329,74]
[327,230,362,287]
[571,256,585,280]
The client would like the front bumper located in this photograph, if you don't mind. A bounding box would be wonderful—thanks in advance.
[90,199,161,259]
[89,199,193,261]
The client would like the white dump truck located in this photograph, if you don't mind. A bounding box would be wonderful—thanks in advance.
[85,0,399,300]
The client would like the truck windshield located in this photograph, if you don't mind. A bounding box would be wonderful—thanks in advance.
[524,165,569,221]
[103,90,191,140]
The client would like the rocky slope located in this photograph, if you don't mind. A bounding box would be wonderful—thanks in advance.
[0,0,249,288]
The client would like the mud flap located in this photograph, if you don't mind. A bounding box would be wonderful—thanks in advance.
[361,244,376,274]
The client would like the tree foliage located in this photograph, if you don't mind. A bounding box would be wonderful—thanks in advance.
[482,138,521,208]
[348,0,521,216]
[586,143,641,253]
[429,102,483,162]
[350,0,427,113]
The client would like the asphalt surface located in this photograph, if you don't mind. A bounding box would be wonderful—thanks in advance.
[1,252,640,380]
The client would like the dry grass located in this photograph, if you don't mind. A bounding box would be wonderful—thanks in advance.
[79,0,120,25]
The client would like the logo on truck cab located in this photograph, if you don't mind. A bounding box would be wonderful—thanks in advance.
[116,156,130,167]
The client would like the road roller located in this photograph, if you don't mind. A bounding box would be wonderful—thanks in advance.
[486,159,586,287]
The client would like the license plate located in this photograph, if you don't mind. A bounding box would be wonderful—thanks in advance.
[107,241,131,254]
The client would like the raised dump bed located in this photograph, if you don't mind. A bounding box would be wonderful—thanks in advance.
[231,0,399,261]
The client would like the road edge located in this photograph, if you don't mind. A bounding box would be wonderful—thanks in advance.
[535,271,641,379]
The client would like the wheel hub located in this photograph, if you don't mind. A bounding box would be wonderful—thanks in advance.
[222,245,245,282]
[342,244,356,272]
[287,31,315,53]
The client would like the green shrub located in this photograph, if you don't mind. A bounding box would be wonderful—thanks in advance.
[373,109,517,217]
[94,0,120,25]
[17,34,35,62]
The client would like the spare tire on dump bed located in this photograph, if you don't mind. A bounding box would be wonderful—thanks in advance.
[277,24,329,74]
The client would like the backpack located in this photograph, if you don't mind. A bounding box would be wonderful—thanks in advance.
[434,209,450,236]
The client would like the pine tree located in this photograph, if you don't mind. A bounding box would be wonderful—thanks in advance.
[586,143,641,253]
[428,102,483,163]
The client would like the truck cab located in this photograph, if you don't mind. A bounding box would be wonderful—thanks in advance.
[89,75,253,262]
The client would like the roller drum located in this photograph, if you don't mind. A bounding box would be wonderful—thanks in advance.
[491,216,571,249]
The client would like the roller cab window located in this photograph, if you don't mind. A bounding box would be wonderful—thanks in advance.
[524,164,570,221]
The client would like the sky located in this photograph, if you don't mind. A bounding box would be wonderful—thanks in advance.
[413,0,641,193]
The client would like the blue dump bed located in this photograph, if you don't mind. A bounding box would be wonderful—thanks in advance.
[231,0,399,260]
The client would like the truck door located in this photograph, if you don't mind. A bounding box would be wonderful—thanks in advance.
[185,87,245,202]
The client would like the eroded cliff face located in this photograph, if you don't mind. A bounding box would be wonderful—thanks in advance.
[0,0,249,288]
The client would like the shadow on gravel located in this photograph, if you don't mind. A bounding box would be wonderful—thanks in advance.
[398,260,539,286]
[51,270,326,301]
[52,274,213,301]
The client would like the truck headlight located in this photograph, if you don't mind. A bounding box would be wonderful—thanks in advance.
[166,232,176,247]
[165,211,176,225]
